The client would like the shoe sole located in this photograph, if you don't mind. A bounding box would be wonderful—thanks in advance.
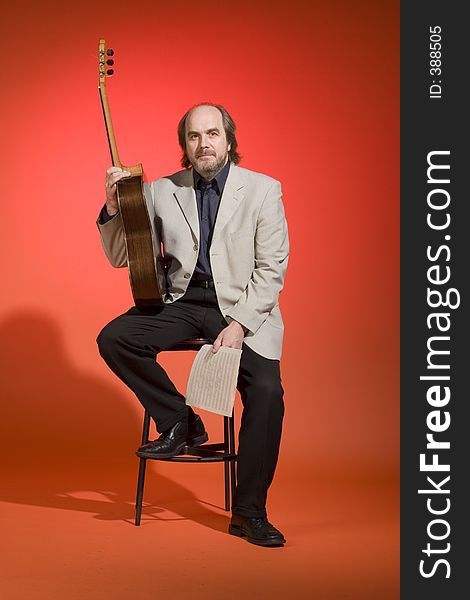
[228,524,286,547]
[187,432,209,447]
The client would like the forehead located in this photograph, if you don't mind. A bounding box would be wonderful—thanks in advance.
[185,105,224,133]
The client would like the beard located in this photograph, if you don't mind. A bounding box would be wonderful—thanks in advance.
[191,152,228,180]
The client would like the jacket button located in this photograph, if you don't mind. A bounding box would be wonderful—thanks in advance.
[184,273,191,279]
[193,244,198,251]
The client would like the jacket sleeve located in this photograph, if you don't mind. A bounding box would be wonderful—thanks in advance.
[98,203,117,224]
[225,180,289,335]
[95,206,128,268]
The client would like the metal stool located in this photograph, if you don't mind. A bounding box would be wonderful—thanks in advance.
[134,337,238,526]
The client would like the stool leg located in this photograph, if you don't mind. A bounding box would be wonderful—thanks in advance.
[135,459,147,526]
[135,410,151,526]
[229,414,236,509]
[223,416,230,511]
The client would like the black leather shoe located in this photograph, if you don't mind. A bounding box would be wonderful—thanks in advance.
[187,414,209,446]
[228,515,286,546]
[136,419,189,459]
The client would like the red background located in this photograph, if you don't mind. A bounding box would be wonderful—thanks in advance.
[0,1,399,598]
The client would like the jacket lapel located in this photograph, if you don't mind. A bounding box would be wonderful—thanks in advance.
[212,164,245,242]
[173,169,199,240]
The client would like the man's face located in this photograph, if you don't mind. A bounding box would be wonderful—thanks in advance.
[184,105,231,179]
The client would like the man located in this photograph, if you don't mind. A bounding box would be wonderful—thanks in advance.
[96,103,289,546]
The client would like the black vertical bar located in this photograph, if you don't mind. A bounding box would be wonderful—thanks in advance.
[229,412,237,507]
[401,2,468,597]
[135,410,151,526]
[223,416,230,511]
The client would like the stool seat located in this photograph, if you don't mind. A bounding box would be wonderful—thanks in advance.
[134,337,237,525]
[164,337,209,351]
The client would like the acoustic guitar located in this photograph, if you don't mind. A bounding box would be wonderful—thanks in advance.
[97,38,163,307]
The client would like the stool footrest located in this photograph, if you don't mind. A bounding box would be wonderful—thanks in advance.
[158,452,237,463]
[139,444,236,462]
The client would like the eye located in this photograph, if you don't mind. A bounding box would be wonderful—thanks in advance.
[209,131,218,136]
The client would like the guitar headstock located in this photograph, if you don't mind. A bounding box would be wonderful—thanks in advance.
[98,38,115,87]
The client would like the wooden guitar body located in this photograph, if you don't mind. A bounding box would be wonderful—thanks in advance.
[117,166,162,307]
[98,39,163,307]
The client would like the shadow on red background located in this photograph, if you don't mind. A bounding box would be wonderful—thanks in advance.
[0,310,236,533]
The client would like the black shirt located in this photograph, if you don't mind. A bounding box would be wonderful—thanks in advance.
[192,160,230,281]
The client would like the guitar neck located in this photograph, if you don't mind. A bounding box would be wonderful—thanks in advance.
[98,84,122,168]
[98,39,142,177]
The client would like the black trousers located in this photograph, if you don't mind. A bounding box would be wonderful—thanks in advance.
[96,285,285,518]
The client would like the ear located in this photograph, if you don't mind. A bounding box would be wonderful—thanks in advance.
[228,143,231,152]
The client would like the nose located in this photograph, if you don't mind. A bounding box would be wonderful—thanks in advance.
[199,134,210,149]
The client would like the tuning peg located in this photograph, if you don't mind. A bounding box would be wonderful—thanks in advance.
[106,59,114,66]
[106,69,114,76]
[106,49,114,56]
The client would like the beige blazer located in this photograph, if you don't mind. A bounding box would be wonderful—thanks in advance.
[96,163,289,359]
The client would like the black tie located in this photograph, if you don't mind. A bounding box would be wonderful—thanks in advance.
[199,179,214,229]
